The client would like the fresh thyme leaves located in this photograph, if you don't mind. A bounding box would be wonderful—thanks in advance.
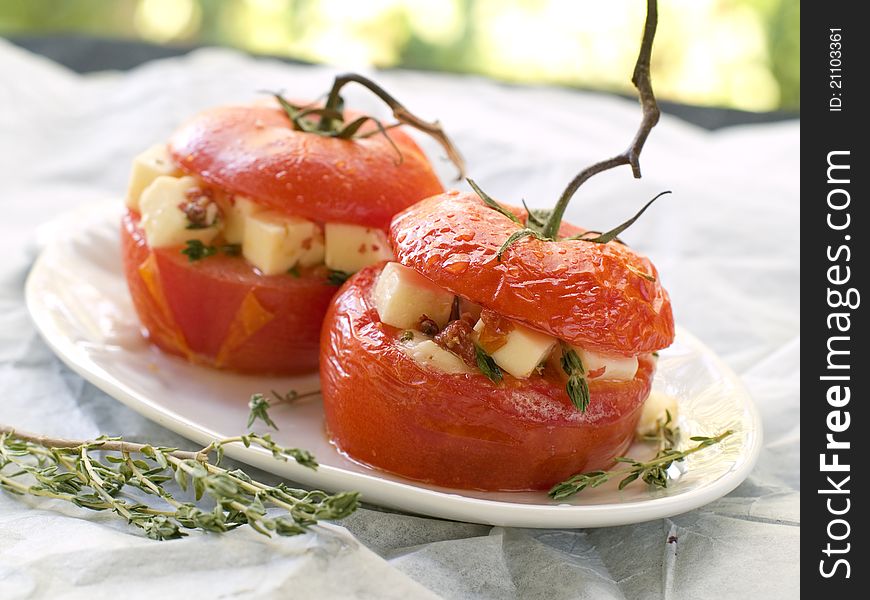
[269,73,465,179]
[560,344,590,412]
[570,191,671,245]
[640,409,678,448]
[287,264,301,277]
[474,344,503,383]
[0,425,358,540]
[400,330,415,343]
[326,269,351,286]
[247,390,321,431]
[467,178,522,225]
[181,240,217,262]
[180,241,242,262]
[548,428,734,500]
[247,394,278,430]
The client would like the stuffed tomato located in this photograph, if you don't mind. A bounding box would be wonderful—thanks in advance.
[121,81,459,374]
[320,191,674,491]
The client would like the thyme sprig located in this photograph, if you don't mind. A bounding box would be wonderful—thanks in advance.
[270,73,465,179]
[0,425,358,540]
[548,425,734,500]
[247,390,321,431]
[560,344,590,412]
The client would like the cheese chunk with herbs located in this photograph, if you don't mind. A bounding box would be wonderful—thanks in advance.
[406,338,471,374]
[474,319,557,379]
[126,144,182,211]
[325,223,394,273]
[139,176,222,248]
[373,262,454,330]
[574,347,638,381]
[242,211,324,275]
[219,196,262,245]
[636,391,678,435]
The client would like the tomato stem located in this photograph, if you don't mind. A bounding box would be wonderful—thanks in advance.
[541,0,662,239]
[321,73,466,180]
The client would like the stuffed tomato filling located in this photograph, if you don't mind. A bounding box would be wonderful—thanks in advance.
[125,144,394,277]
[320,263,660,490]
[372,261,645,387]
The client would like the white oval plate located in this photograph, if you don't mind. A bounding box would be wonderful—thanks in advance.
[25,202,762,528]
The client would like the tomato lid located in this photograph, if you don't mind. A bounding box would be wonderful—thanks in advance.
[390,191,675,354]
[168,103,444,229]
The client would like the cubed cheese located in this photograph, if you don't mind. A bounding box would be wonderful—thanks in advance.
[372,262,454,330]
[242,211,324,275]
[139,176,222,248]
[219,195,262,245]
[126,144,182,211]
[573,346,638,381]
[473,319,557,379]
[636,391,679,435]
[324,223,394,273]
[407,339,471,374]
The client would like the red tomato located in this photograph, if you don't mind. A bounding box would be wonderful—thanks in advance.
[168,104,445,229]
[320,264,656,491]
[391,191,674,355]
[121,211,338,374]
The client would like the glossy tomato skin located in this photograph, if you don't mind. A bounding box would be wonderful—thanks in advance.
[391,191,675,355]
[320,264,656,491]
[168,105,445,230]
[121,210,337,374]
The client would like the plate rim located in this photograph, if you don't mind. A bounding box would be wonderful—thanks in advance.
[23,203,764,528]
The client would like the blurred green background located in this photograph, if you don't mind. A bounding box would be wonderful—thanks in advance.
[1,0,799,112]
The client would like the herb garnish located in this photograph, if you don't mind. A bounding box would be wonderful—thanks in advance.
[181,239,217,262]
[247,390,321,431]
[326,269,351,286]
[286,264,301,277]
[180,241,241,262]
[548,416,734,500]
[474,344,503,383]
[0,425,358,540]
[399,330,415,343]
[560,344,590,412]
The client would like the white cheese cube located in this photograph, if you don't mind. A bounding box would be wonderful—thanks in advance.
[139,176,222,248]
[372,262,454,330]
[243,211,324,275]
[324,223,394,273]
[573,346,638,381]
[636,391,679,435]
[473,319,557,379]
[126,144,182,211]
[219,195,262,245]
[407,339,470,374]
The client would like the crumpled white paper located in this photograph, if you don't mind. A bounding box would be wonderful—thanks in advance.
[0,38,799,599]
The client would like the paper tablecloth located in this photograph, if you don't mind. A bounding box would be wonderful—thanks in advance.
[0,39,799,599]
